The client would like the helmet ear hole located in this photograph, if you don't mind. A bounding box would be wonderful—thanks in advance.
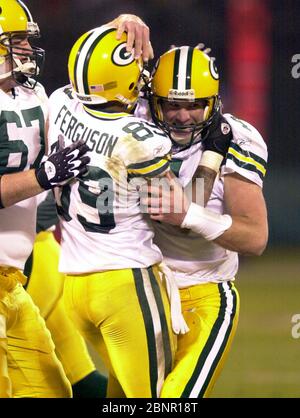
[129,82,134,90]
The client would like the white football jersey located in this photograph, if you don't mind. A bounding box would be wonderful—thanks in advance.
[0,83,48,270]
[48,86,172,274]
[135,101,268,287]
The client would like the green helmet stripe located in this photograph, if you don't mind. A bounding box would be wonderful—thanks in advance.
[186,47,193,90]
[73,31,94,93]
[82,28,115,95]
[172,48,180,89]
[175,47,191,91]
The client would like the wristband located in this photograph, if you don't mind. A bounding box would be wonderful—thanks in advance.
[199,150,223,173]
[181,202,232,240]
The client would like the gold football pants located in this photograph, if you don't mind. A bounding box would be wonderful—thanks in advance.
[0,267,71,398]
[26,231,96,385]
[63,266,177,398]
[160,281,239,398]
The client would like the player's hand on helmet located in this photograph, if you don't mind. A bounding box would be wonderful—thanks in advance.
[170,43,212,55]
[195,42,212,55]
[202,112,233,160]
[35,139,90,190]
[109,14,154,62]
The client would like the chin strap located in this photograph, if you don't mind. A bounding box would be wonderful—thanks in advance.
[0,55,38,80]
[158,262,189,335]
[12,56,38,76]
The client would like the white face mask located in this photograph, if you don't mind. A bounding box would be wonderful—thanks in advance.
[0,57,37,84]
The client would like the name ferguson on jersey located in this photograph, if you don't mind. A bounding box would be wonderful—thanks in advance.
[54,104,118,158]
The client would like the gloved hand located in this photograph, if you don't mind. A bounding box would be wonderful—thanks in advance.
[35,139,90,190]
[202,112,233,159]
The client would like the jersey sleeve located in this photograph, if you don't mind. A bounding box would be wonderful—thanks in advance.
[118,117,172,178]
[221,113,268,188]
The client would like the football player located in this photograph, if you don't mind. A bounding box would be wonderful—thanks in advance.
[24,192,108,397]
[48,25,189,397]
[140,46,269,397]
[0,5,152,397]
[0,0,91,398]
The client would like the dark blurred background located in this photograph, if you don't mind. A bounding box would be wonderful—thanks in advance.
[25,0,300,397]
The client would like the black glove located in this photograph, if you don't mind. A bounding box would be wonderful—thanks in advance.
[202,112,233,159]
[35,139,90,190]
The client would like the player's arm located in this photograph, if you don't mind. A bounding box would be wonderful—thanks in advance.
[0,140,90,208]
[212,173,268,255]
[146,171,268,256]
[193,113,233,206]
[178,173,268,255]
[0,170,43,208]
[107,14,153,62]
[145,156,218,211]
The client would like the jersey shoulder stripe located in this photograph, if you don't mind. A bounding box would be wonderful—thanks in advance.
[226,152,264,180]
[227,143,267,179]
[229,142,267,168]
[128,155,169,170]
[128,157,170,178]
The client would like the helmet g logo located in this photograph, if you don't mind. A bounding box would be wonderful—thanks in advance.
[209,57,219,80]
[112,43,135,66]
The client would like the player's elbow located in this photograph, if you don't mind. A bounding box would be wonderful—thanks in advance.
[256,225,268,255]
[244,229,268,256]
[251,240,267,256]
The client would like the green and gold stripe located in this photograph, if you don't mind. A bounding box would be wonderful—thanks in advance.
[83,28,115,94]
[133,267,173,396]
[173,47,195,91]
[148,267,173,378]
[127,157,170,178]
[74,27,115,96]
[181,282,238,398]
[227,143,267,180]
